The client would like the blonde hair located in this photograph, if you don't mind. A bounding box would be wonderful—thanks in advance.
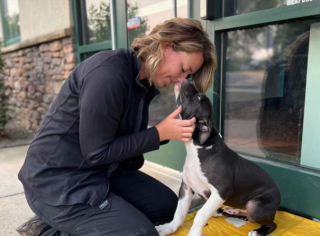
[131,18,217,93]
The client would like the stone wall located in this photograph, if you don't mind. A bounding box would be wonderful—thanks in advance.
[1,36,75,136]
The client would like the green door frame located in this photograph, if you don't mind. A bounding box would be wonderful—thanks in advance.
[211,1,320,220]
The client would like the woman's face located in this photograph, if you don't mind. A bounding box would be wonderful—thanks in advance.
[153,44,204,87]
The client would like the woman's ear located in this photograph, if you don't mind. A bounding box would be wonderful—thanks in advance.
[161,42,173,52]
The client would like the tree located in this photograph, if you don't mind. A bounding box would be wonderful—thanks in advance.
[87,1,111,44]
[86,1,148,45]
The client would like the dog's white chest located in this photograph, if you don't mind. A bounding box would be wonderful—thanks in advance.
[183,141,212,199]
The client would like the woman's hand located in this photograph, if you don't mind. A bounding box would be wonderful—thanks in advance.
[156,106,196,142]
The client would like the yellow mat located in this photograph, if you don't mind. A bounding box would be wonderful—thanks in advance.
[169,210,320,236]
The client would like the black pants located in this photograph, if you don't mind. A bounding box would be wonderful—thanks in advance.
[25,171,178,236]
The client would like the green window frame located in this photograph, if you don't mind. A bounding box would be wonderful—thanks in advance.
[0,0,20,46]
[72,0,128,63]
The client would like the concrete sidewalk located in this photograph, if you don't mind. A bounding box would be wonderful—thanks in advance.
[0,146,33,236]
[0,145,187,236]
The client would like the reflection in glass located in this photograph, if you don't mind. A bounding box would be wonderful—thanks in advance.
[2,0,20,43]
[223,0,319,17]
[177,0,188,18]
[82,0,111,45]
[126,0,187,46]
[126,1,150,48]
[224,19,318,164]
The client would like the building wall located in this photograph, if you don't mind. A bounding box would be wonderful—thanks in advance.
[18,0,73,41]
[0,0,75,136]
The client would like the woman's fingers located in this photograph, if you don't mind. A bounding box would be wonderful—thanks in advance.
[180,117,196,127]
[168,106,182,119]
[155,108,196,142]
[182,133,192,139]
[176,118,195,142]
[181,136,193,142]
[181,127,194,133]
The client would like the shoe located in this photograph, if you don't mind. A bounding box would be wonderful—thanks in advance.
[16,215,48,236]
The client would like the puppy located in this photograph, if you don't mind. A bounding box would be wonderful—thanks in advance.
[156,78,281,236]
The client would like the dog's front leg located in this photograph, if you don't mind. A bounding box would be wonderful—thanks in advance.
[188,189,225,236]
[156,180,193,236]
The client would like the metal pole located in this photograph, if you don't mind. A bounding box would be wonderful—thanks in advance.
[188,0,193,18]
[110,0,116,49]
[173,0,177,17]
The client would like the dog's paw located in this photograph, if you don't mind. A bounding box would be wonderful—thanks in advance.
[248,230,261,236]
[155,223,179,236]
[212,208,224,217]
[224,208,248,216]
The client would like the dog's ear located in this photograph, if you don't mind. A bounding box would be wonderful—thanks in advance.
[198,119,211,144]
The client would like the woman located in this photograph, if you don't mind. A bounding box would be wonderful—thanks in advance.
[17,18,216,236]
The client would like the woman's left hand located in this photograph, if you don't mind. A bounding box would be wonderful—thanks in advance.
[155,106,196,142]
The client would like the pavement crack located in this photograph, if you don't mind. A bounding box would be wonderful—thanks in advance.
[0,192,25,199]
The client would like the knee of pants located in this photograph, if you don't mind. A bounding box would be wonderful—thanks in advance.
[163,195,178,216]
[73,217,160,236]
[148,193,178,224]
[161,191,178,213]
[131,226,159,236]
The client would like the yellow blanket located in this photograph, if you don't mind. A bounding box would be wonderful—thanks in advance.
[170,210,320,236]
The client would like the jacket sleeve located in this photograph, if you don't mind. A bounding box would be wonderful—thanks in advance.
[79,65,160,166]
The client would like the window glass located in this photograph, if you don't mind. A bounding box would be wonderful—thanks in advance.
[224,19,318,164]
[81,0,111,45]
[148,86,177,127]
[1,0,20,45]
[126,0,175,47]
[223,0,319,17]
[177,0,188,18]
[126,0,178,127]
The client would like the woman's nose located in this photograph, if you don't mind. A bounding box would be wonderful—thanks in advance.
[177,73,190,82]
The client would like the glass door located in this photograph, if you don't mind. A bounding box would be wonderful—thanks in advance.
[223,19,313,164]
[214,0,320,219]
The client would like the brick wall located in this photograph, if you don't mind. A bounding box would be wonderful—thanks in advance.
[1,36,75,136]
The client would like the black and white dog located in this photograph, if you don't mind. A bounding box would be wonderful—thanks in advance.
[156,78,281,236]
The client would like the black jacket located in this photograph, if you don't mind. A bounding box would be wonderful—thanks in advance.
[18,49,163,207]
